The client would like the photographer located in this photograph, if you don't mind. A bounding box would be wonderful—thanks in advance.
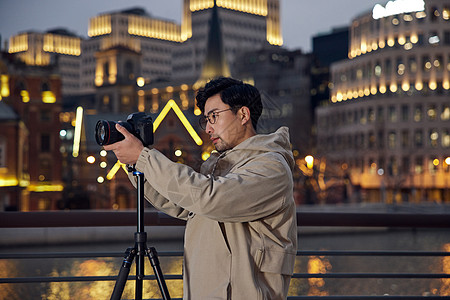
[103,77,297,300]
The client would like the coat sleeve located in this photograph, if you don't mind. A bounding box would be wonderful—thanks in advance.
[128,170,190,220]
[134,147,293,223]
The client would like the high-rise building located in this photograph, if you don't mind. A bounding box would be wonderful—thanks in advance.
[316,0,450,203]
[8,29,82,96]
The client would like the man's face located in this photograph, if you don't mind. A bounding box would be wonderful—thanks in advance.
[203,94,246,152]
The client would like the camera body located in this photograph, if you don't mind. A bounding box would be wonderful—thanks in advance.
[95,112,154,147]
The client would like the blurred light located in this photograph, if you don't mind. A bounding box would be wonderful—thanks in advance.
[59,130,67,137]
[72,106,83,158]
[372,0,425,19]
[445,157,450,165]
[433,159,440,166]
[100,162,107,168]
[97,176,105,183]
[378,168,384,176]
[175,149,182,157]
[87,156,96,164]
[100,150,107,157]
[429,36,440,44]
[305,155,314,169]
[136,77,145,87]
[202,151,210,161]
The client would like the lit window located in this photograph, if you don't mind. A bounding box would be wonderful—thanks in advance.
[442,130,450,148]
[441,105,450,120]
[430,129,439,147]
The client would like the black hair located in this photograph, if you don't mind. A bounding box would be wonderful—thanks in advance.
[196,77,263,129]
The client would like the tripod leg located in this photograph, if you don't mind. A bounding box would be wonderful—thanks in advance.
[110,247,135,300]
[147,247,171,300]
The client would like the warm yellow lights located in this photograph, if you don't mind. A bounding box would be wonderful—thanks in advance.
[128,15,183,42]
[1,75,10,98]
[136,77,145,87]
[202,151,211,161]
[72,106,83,158]
[175,149,182,157]
[415,81,423,91]
[43,33,81,56]
[387,38,395,47]
[88,15,112,37]
[402,82,410,91]
[429,81,437,90]
[42,91,56,103]
[27,184,64,192]
[390,83,398,93]
[444,81,450,90]
[87,156,96,164]
[305,155,314,169]
[445,157,450,165]
[20,90,30,102]
[433,159,440,167]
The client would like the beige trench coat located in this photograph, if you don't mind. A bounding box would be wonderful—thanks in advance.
[130,127,297,299]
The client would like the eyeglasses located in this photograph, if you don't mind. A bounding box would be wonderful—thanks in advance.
[199,108,233,130]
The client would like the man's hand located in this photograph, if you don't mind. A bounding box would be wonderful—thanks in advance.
[103,123,145,165]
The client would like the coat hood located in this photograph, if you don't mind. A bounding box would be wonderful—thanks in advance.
[231,126,295,171]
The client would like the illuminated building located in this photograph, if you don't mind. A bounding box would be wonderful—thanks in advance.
[8,29,81,97]
[8,1,281,98]
[0,52,63,211]
[316,0,450,203]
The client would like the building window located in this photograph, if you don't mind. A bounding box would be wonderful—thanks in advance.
[422,55,431,72]
[401,130,409,148]
[41,134,51,152]
[377,106,384,122]
[408,56,417,73]
[388,131,396,149]
[388,106,397,122]
[0,138,5,168]
[414,105,423,122]
[401,105,409,121]
[441,105,450,120]
[402,156,410,174]
[369,132,375,149]
[427,105,437,120]
[429,129,439,147]
[415,156,423,174]
[368,107,375,122]
[443,130,450,148]
[414,130,423,147]
[40,110,51,122]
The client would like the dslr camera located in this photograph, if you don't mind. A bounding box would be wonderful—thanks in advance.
[95,112,154,147]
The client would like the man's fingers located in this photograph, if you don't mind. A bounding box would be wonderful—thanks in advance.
[116,123,132,137]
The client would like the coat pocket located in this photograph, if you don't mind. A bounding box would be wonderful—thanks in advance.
[259,249,296,276]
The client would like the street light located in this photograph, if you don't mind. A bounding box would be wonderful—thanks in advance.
[305,155,314,169]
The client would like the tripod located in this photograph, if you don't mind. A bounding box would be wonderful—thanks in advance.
[110,170,171,300]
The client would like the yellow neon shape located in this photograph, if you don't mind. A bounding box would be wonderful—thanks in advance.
[106,161,128,180]
[153,99,203,146]
[107,99,204,179]
[72,106,83,157]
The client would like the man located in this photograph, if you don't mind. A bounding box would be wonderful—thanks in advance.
[104,77,297,299]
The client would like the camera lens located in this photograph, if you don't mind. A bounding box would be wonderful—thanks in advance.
[95,120,125,146]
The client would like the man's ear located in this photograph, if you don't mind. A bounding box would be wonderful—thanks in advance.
[239,106,251,125]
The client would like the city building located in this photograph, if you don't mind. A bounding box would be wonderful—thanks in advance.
[316,0,450,203]
[8,29,82,96]
[0,51,63,211]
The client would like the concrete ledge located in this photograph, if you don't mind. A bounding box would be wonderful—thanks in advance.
[0,226,185,247]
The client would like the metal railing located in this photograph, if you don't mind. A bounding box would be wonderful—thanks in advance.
[1,210,450,299]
